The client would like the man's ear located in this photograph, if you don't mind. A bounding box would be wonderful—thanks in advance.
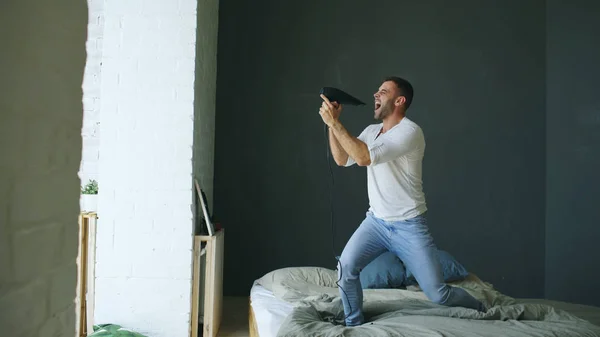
[394,96,406,107]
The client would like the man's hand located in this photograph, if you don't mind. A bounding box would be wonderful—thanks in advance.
[319,94,342,127]
[320,93,372,166]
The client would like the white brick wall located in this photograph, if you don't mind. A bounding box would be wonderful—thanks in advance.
[0,1,88,337]
[94,0,218,336]
[80,0,105,186]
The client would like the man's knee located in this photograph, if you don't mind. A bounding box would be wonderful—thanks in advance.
[337,256,361,281]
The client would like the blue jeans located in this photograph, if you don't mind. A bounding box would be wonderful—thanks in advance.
[337,212,485,326]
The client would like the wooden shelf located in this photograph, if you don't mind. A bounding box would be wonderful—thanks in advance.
[76,211,223,337]
[76,212,98,337]
[191,228,224,337]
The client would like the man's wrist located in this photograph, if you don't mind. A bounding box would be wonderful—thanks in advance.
[330,120,343,133]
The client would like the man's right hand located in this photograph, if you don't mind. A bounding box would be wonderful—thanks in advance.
[330,102,343,119]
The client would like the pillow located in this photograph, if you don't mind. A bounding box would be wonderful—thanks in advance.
[347,251,406,289]
[404,249,469,285]
[256,266,338,291]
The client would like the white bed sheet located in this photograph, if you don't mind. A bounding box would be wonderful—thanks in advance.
[250,281,294,337]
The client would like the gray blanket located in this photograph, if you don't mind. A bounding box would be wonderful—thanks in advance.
[257,267,600,337]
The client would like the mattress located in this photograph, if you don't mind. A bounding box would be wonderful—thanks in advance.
[249,268,600,337]
[249,281,294,337]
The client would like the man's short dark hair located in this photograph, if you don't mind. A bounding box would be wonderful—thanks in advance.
[384,76,414,110]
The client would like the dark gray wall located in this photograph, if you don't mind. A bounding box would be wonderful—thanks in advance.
[546,1,600,307]
[214,0,546,297]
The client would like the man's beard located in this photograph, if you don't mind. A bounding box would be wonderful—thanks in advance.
[375,102,393,120]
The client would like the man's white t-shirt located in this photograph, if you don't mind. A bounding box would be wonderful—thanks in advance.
[345,117,427,221]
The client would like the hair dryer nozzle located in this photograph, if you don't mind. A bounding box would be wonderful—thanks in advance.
[320,87,365,106]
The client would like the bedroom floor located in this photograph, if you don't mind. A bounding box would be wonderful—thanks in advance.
[216,296,250,337]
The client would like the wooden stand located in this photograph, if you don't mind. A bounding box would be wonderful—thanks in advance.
[190,228,224,337]
[76,212,98,337]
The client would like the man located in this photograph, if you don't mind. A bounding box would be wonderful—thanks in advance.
[319,76,486,327]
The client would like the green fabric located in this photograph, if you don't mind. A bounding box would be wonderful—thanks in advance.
[89,324,148,337]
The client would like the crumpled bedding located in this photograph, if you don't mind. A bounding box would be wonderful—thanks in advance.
[256,267,600,337]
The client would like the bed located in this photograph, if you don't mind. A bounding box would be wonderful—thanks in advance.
[248,266,600,337]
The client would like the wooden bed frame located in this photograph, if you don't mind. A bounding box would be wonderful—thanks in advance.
[249,296,260,337]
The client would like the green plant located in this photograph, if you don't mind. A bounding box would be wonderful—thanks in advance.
[81,179,98,195]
